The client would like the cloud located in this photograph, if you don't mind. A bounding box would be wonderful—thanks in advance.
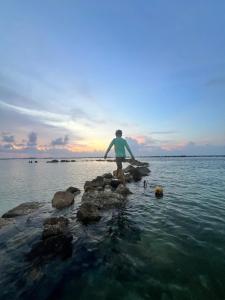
[2,134,15,143]
[51,135,69,146]
[27,132,37,147]
[150,130,177,135]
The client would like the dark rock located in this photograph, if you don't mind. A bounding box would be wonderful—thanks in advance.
[66,186,81,195]
[110,179,121,189]
[27,216,72,261]
[124,165,136,174]
[2,202,43,218]
[132,169,142,182]
[82,190,125,209]
[47,159,59,163]
[103,173,113,179]
[136,166,151,176]
[116,184,133,196]
[71,160,76,162]
[77,202,101,223]
[42,217,69,239]
[60,159,70,162]
[52,191,74,209]
[84,176,105,191]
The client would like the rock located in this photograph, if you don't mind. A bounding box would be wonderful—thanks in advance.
[0,217,14,229]
[130,159,149,167]
[124,173,133,183]
[103,173,113,179]
[124,165,136,174]
[84,176,105,191]
[136,166,151,176]
[71,160,76,162]
[2,202,42,218]
[47,159,59,163]
[27,216,72,261]
[82,190,125,209]
[77,202,101,223]
[66,186,81,195]
[103,178,112,186]
[52,191,74,209]
[104,184,112,192]
[116,184,133,196]
[42,217,69,239]
[61,159,70,162]
[132,168,143,182]
[110,179,121,189]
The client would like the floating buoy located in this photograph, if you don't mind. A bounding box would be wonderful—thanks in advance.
[155,186,163,198]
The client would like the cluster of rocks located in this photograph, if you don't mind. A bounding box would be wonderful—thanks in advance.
[77,164,150,224]
[1,161,151,262]
[47,159,76,163]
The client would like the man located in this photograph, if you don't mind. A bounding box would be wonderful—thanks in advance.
[104,130,135,184]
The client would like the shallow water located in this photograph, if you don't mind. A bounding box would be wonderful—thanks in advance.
[0,157,225,300]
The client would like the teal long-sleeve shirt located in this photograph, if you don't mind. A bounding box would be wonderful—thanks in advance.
[105,137,134,158]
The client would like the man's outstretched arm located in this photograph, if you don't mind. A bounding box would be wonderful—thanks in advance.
[104,139,114,159]
[125,141,135,160]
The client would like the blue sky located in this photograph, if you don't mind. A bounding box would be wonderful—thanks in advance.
[0,0,225,157]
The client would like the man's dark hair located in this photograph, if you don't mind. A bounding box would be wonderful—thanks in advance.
[115,129,122,137]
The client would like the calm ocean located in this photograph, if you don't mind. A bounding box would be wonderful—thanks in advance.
[0,157,225,300]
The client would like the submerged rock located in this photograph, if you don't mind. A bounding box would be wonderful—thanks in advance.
[77,202,101,223]
[2,202,43,218]
[42,217,69,239]
[27,216,73,261]
[52,191,74,209]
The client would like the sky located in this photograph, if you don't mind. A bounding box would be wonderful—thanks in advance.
[0,0,225,158]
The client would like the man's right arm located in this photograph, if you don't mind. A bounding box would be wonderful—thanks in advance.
[104,139,114,159]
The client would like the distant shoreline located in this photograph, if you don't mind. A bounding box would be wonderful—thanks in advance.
[0,155,225,160]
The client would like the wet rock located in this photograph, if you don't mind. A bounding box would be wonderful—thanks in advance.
[82,190,125,209]
[136,166,151,176]
[66,186,81,195]
[84,176,105,191]
[103,173,113,179]
[77,202,101,223]
[61,159,70,162]
[110,179,121,189]
[71,160,76,162]
[52,191,74,209]
[124,173,133,183]
[0,217,15,229]
[116,184,133,196]
[2,202,43,218]
[27,216,72,261]
[132,168,143,182]
[42,217,69,239]
[104,184,112,192]
[124,165,136,174]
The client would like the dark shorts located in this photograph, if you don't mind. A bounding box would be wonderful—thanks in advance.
[116,157,125,169]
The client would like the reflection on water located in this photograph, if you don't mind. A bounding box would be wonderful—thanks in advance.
[0,157,225,300]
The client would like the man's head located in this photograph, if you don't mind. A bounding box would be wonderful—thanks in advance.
[115,129,122,137]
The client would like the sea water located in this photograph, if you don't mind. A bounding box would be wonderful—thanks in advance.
[0,157,225,300]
